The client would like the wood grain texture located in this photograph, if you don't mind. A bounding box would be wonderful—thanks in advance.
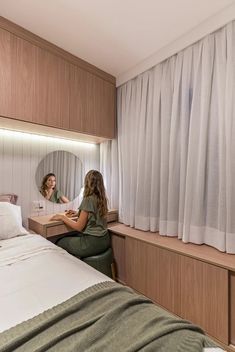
[109,224,235,272]
[0,15,115,85]
[69,64,88,134]
[230,272,235,345]
[180,256,228,344]
[69,66,116,139]
[10,35,36,122]
[125,237,181,315]
[109,224,234,347]
[157,247,181,315]
[28,218,46,237]
[28,210,118,239]
[111,233,126,284]
[0,28,12,117]
[34,47,70,129]
[0,116,110,143]
[0,23,116,139]
[46,224,72,237]
[87,73,116,138]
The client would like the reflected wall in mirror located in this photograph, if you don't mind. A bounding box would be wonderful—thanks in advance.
[35,150,83,204]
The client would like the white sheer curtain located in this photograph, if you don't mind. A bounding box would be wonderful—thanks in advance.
[102,21,235,253]
[100,140,119,210]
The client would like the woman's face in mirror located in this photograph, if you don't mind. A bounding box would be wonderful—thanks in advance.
[45,175,56,190]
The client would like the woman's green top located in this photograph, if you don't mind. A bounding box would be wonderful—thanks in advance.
[40,189,63,203]
[50,190,63,203]
[79,195,108,237]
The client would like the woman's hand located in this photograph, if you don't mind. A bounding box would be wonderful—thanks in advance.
[51,210,88,231]
[65,210,78,218]
[51,214,65,221]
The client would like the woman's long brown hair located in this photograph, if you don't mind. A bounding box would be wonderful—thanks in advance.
[83,170,108,218]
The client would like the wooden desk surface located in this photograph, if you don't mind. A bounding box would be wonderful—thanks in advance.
[29,209,118,227]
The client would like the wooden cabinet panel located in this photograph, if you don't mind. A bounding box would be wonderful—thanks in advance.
[0,28,12,117]
[69,66,116,138]
[69,64,88,133]
[157,247,181,315]
[87,73,116,138]
[230,272,235,345]
[111,234,126,284]
[125,237,148,294]
[34,47,70,129]
[125,238,181,315]
[11,35,36,122]
[0,25,115,138]
[180,256,228,344]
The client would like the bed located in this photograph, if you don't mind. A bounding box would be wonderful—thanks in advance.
[0,202,223,352]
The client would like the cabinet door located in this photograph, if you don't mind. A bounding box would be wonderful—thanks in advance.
[180,256,228,344]
[125,237,181,315]
[69,64,88,133]
[0,28,12,118]
[230,272,235,345]
[35,47,70,129]
[0,29,36,122]
[87,73,116,138]
[111,233,126,284]
[11,35,37,122]
[69,64,116,138]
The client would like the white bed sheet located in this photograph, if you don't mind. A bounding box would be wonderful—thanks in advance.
[0,234,112,333]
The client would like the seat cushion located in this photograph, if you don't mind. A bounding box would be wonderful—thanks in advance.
[83,248,113,278]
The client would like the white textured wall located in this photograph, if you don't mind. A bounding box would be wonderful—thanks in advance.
[0,130,100,227]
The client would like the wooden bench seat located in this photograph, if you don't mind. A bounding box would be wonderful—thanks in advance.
[109,223,235,351]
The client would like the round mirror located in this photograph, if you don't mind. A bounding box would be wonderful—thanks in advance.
[35,150,83,204]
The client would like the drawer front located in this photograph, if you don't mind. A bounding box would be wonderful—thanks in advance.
[46,224,71,237]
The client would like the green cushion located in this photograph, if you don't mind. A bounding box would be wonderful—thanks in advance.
[83,248,113,278]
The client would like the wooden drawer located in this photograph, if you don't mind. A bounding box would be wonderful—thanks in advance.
[46,224,71,238]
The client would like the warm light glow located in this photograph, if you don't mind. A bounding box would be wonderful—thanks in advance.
[0,128,96,148]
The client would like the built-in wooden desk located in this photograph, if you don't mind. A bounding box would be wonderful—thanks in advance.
[28,209,118,238]
[109,223,235,351]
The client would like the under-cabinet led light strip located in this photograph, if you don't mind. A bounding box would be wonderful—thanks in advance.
[0,128,96,148]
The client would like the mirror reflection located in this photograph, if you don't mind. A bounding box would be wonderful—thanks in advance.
[35,151,83,204]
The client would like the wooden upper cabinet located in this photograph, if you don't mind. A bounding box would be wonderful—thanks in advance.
[87,73,116,138]
[0,28,70,127]
[11,35,37,122]
[34,47,70,129]
[69,64,116,138]
[69,64,88,133]
[0,28,12,118]
[0,28,37,122]
[0,22,116,138]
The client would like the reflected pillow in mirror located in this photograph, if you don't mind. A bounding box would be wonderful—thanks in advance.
[0,202,29,239]
[0,194,18,204]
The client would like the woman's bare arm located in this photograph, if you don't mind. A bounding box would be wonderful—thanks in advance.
[51,210,88,232]
[60,195,70,203]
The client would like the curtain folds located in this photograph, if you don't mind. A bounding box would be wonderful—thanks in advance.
[101,21,235,253]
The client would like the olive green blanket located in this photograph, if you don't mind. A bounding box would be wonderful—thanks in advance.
[0,281,217,352]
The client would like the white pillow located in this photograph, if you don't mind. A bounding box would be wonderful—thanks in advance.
[0,202,29,239]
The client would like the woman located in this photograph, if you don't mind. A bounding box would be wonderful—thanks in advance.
[40,173,69,204]
[51,170,110,258]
